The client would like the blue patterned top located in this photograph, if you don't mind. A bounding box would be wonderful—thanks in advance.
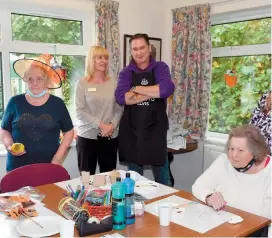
[1,94,73,171]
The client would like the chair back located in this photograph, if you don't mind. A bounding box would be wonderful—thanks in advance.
[0,163,70,193]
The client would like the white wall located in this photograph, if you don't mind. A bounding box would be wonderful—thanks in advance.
[118,0,165,67]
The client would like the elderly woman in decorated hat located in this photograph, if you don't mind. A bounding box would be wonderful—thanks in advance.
[0,54,74,171]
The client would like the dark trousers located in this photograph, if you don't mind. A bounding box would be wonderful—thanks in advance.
[76,136,118,174]
[128,153,172,187]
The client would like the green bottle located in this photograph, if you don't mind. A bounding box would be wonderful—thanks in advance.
[111,177,126,230]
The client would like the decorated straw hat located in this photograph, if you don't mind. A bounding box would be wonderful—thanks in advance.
[13,54,63,89]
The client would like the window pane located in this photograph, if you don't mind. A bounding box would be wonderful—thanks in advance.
[208,55,271,134]
[10,53,85,121]
[11,14,83,45]
[211,18,271,48]
[0,54,3,120]
[0,24,2,44]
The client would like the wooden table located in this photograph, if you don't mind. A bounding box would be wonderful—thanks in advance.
[38,183,270,237]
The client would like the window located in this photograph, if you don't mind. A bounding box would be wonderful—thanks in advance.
[11,14,83,45]
[0,24,2,43]
[208,17,271,135]
[0,5,93,124]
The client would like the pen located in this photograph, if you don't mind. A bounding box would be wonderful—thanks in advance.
[173,201,197,209]
[66,186,74,197]
[74,185,81,200]
[136,184,157,187]
[76,189,85,202]
[68,184,75,194]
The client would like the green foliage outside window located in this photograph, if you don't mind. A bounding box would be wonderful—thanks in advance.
[209,55,271,133]
[209,18,271,134]
[12,14,83,45]
[211,18,271,47]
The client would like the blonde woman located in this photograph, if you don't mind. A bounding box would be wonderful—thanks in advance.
[75,46,123,174]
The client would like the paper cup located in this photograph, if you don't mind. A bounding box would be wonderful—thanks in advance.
[81,171,90,189]
[110,175,117,184]
[59,220,75,238]
[158,203,172,226]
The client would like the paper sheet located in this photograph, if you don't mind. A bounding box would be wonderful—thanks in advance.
[145,195,233,234]
[167,136,187,150]
[0,204,65,237]
[135,180,178,200]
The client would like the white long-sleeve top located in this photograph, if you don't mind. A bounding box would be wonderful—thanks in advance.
[192,153,271,220]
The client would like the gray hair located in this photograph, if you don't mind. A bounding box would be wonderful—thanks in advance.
[226,125,270,164]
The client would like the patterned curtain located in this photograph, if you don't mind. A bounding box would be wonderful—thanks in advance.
[168,4,211,139]
[95,0,120,80]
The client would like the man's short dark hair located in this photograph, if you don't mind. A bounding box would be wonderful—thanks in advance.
[129,33,150,45]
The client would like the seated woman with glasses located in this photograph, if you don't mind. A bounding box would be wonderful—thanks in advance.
[192,125,271,237]
[0,55,74,172]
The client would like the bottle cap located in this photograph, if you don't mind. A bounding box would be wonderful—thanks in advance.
[116,177,121,182]
[126,172,130,178]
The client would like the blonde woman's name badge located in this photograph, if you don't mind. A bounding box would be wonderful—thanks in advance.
[88,88,97,92]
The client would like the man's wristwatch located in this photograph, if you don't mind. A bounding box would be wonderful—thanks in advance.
[130,86,136,92]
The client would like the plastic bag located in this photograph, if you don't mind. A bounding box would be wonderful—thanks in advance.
[0,197,22,219]
[16,186,46,202]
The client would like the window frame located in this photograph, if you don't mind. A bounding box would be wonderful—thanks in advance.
[206,7,271,141]
[0,4,94,110]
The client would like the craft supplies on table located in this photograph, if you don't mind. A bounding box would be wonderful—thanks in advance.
[83,189,112,220]
[58,197,90,223]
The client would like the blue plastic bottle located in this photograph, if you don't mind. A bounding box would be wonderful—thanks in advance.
[111,177,126,230]
[123,172,135,225]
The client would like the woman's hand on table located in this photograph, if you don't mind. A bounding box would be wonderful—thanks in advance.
[206,192,227,211]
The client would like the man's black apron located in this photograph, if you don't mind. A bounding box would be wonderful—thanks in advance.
[118,69,168,166]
